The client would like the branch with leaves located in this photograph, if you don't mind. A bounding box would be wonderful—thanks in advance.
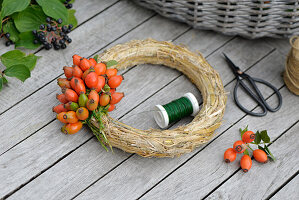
[0,0,78,91]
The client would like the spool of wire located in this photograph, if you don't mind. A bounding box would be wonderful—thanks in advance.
[154,93,199,128]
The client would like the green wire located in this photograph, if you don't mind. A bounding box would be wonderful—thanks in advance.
[162,97,193,124]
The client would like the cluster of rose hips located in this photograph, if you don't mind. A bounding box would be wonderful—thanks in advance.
[32,17,73,50]
[52,54,124,134]
[224,131,268,173]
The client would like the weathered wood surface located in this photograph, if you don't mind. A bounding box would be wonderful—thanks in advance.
[271,174,299,200]
[0,0,296,199]
[72,49,285,200]
[206,121,299,200]
[0,0,154,114]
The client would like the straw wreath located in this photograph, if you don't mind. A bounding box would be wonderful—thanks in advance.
[92,39,226,157]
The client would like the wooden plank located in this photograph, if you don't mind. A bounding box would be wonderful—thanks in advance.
[0,15,196,198]
[205,122,299,200]
[0,0,154,114]
[0,0,119,56]
[3,17,233,199]
[271,175,299,200]
[12,39,274,200]
[137,85,298,200]
[0,13,191,155]
[0,0,157,155]
[72,48,282,200]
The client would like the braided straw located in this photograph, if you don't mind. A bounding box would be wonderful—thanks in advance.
[284,36,299,95]
[94,39,226,157]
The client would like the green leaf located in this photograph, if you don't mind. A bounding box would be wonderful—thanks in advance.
[1,49,40,71]
[0,77,3,91]
[106,60,118,68]
[59,0,75,3]
[2,20,19,42]
[1,0,30,18]
[264,144,276,161]
[93,55,99,61]
[253,131,261,144]
[13,5,47,32]
[260,130,270,143]
[1,49,25,61]
[36,0,68,23]
[239,125,248,137]
[2,76,7,84]
[243,149,249,156]
[4,64,30,82]
[0,0,3,11]
[63,9,77,28]
[15,32,40,50]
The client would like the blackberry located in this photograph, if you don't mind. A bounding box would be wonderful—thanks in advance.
[46,17,51,23]
[67,38,72,43]
[5,33,10,39]
[5,41,11,46]
[68,24,73,30]
[61,43,67,49]
[32,30,37,35]
[54,44,61,50]
[51,26,57,31]
[62,25,68,33]
[66,4,73,9]
[59,39,65,44]
[57,18,63,24]
[40,24,45,29]
[45,43,52,50]
[33,39,39,44]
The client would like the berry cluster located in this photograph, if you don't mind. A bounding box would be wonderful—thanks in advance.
[64,0,73,9]
[224,129,272,173]
[3,33,13,47]
[32,17,73,50]
[53,54,124,135]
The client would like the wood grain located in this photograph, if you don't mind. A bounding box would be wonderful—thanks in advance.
[206,122,299,200]
[73,48,283,200]
[0,0,118,63]
[29,40,275,200]
[0,0,154,114]
[270,175,299,200]
[0,13,191,155]
[138,85,298,200]
[4,16,232,200]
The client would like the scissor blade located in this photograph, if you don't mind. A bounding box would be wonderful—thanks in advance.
[222,53,241,74]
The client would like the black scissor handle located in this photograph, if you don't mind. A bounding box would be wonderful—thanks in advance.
[234,79,267,117]
[249,77,282,112]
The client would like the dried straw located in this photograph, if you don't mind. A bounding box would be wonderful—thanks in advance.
[284,36,299,95]
[94,39,226,157]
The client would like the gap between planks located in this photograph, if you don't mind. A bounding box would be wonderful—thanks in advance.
[0,19,231,199]
[7,38,278,198]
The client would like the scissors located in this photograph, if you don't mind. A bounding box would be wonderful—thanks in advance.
[223,53,282,117]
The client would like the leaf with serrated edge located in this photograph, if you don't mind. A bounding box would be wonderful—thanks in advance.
[4,64,30,82]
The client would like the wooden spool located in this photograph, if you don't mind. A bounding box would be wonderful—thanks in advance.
[284,36,299,95]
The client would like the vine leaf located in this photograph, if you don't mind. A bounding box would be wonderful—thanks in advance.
[253,131,261,144]
[36,0,68,23]
[1,0,30,18]
[239,125,248,137]
[4,64,30,82]
[13,5,46,32]
[15,32,41,50]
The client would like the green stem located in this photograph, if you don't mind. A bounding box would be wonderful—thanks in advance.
[247,144,254,151]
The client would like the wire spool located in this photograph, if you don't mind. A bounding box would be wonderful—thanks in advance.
[154,93,199,128]
[284,36,299,95]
